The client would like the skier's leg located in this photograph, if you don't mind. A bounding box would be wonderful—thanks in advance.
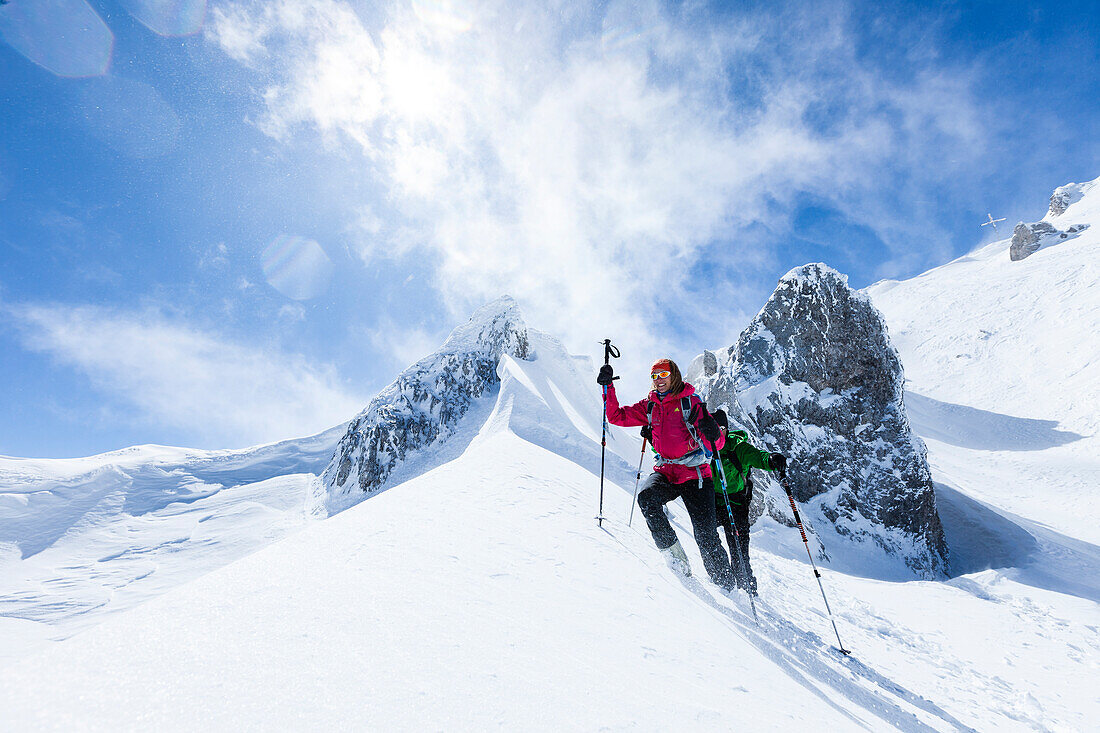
[637,472,681,550]
[683,476,734,589]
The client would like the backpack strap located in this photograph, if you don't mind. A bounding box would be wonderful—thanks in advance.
[680,395,712,459]
[646,396,712,467]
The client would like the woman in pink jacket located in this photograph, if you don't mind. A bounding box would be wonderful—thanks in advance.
[598,358,734,590]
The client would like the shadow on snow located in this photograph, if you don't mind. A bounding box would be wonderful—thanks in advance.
[936,482,1100,603]
[905,393,1083,452]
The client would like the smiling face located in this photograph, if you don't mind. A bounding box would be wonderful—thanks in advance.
[650,358,682,396]
[651,361,673,393]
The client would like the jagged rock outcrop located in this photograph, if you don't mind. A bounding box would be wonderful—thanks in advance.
[704,264,948,577]
[1010,181,1096,260]
[322,296,531,512]
[684,349,719,384]
[1010,220,1089,261]
[1010,221,1050,261]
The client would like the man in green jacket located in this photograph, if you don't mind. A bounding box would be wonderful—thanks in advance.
[710,410,787,596]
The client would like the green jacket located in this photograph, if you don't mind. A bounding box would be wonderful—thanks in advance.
[712,429,775,504]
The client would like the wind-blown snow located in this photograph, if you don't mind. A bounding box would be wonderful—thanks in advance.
[0,426,345,663]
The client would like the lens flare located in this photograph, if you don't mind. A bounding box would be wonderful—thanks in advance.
[260,236,334,301]
[0,0,113,78]
[600,21,655,54]
[118,0,206,37]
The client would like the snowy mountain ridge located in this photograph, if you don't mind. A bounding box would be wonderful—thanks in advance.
[3,274,1096,728]
[0,296,631,667]
[0,424,346,661]
[322,295,533,513]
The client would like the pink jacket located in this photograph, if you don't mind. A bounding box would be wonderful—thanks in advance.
[604,382,725,484]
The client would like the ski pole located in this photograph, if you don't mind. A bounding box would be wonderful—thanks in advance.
[712,447,758,623]
[627,438,647,527]
[780,475,850,655]
[597,338,620,526]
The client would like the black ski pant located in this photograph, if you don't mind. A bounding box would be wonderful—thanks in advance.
[715,493,754,590]
[637,471,733,589]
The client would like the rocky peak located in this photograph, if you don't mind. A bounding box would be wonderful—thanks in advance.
[738,263,901,406]
[321,296,531,513]
[684,349,720,385]
[707,263,947,577]
[434,295,531,362]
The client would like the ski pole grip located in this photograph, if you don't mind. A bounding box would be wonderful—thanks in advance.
[601,338,621,365]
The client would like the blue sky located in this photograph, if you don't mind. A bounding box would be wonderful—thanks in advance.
[1,0,1097,458]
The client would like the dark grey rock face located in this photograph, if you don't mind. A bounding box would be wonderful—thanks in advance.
[1011,222,1050,261]
[705,263,948,577]
[322,296,531,512]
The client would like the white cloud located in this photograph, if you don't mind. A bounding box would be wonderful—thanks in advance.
[209,0,986,379]
[8,303,366,448]
[365,319,446,371]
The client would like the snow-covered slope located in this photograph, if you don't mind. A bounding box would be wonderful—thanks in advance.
[866,175,1100,545]
[0,427,345,663]
[2,331,1096,731]
[0,300,631,668]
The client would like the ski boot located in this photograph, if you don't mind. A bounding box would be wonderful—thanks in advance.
[661,540,692,577]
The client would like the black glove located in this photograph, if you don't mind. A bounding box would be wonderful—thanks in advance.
[596,364,615,386]
[689,404,720,443]
[711,409,729,433]
[640,425,652,442]
[769,452,787,477]
[698,414,720,443]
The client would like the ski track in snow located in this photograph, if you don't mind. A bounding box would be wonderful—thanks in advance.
[600,520,975,733]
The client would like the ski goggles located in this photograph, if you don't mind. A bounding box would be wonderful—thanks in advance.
[650,370,672,380]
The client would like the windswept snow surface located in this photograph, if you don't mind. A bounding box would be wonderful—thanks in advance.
[858,180,1100,730]
[865,177,1100,544]
[0,426,345,664]
[2,326,1098,730]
